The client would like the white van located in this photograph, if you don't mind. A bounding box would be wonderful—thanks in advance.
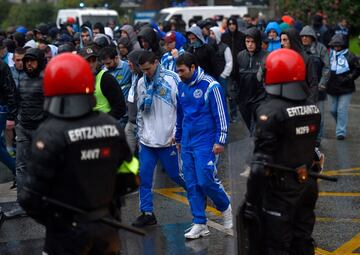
[154,6,249,29]
[56,8,119,28]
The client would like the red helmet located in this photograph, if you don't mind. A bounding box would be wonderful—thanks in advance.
[67,17,75,24]
[44,53,94,97]
[264,48,308,100]
[43,53,95,118]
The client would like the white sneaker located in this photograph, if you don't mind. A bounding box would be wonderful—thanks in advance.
[184,224,210,239]
[222,205,233,229]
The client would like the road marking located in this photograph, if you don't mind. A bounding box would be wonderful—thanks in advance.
[332,232,360,254]
[324,167,360,176]
[319,192,360,197]
[155,165,360,254]
[317,217,360,223]
[315,248,332,255]
[154,187,233,236]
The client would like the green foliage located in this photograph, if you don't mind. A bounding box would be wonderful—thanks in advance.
[278,0,360,34]
[0,1,13,27]
[57,0,101,9]
[349,37,360,55]
[1,2,55,29]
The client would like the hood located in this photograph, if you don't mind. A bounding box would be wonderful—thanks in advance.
[328,34,346,47]
[121,25,138,45]
[299,25,317,40]
[128,49,144,74]
[23,48,45,77]
[80,26,93,48]
[137,26,160,51]
[210,26,221,44]
[265,21,281,36]
[227,17,238,30]
[281,28,302,53]
[24,39,37,48]
[104,27,114,40]
[48,44,58,57]
[186,26,206,44]
[244,27,262,52]
[279,22,290,32]
[175,32,187,50]
[118,36,133,51]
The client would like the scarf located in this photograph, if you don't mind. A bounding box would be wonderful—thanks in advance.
[330,49,350,74]
[140,65,161,113]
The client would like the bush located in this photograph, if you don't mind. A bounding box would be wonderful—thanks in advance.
[1,3,55,30]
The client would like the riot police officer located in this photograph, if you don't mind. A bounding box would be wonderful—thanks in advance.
[18,53,138,254]
[244,49,321,254]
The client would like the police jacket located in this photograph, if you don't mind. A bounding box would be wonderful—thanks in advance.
[17,72,46,129]
[18,111,132,224]
[0,60,17,120]
[253,96,321,169]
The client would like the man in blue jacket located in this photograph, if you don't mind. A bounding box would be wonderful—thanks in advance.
[175,52,232,239]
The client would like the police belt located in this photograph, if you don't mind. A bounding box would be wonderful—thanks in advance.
[24,187,145,235]
[54,207,110,223]
[252,161,338,182]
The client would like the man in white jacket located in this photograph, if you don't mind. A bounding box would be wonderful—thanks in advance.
[132,50,186,227]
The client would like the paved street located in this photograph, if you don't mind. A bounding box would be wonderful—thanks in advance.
[0,81,359,254]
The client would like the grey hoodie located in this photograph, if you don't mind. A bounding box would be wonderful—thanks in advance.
[121,25,141,49]
[299,25,317,40]
[186,26,206,44]
[300,25,330,92]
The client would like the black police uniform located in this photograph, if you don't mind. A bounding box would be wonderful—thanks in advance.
[19,111,132,255]
[246,96,321,254]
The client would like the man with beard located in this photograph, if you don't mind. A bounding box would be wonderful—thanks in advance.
[5,48,47,218]
[79,45,126,121]
[175,52,232,239]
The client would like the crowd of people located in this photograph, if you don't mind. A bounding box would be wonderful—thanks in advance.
[0,9,359,254]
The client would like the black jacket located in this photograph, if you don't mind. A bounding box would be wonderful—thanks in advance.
[221,29,246,79]
[16,72,46,129]
[186,43,217,77]
[327,51,360,96]
[0,60,17,120]
[237,27,267,104]
[254,97,321,168]
[137,26,162,58]
[18,111,132,224]
[98,70,126,120]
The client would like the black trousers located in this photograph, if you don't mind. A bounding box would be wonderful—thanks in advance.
[262,173,319,255]
[44,221,121,255]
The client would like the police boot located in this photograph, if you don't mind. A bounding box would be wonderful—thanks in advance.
[4,204,27,219]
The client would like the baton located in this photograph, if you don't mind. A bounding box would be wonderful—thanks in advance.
[252,161,338,182]
[24,187,146,236]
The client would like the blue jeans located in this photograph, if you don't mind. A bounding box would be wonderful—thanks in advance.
[0,106,15,176]
[329,93,352,137]
[316,100,325,143]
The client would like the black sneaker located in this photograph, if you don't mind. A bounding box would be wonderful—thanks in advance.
[337,135,345,140]
[132,212,157,227]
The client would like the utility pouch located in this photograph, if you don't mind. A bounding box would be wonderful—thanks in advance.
[295,165,309,183]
